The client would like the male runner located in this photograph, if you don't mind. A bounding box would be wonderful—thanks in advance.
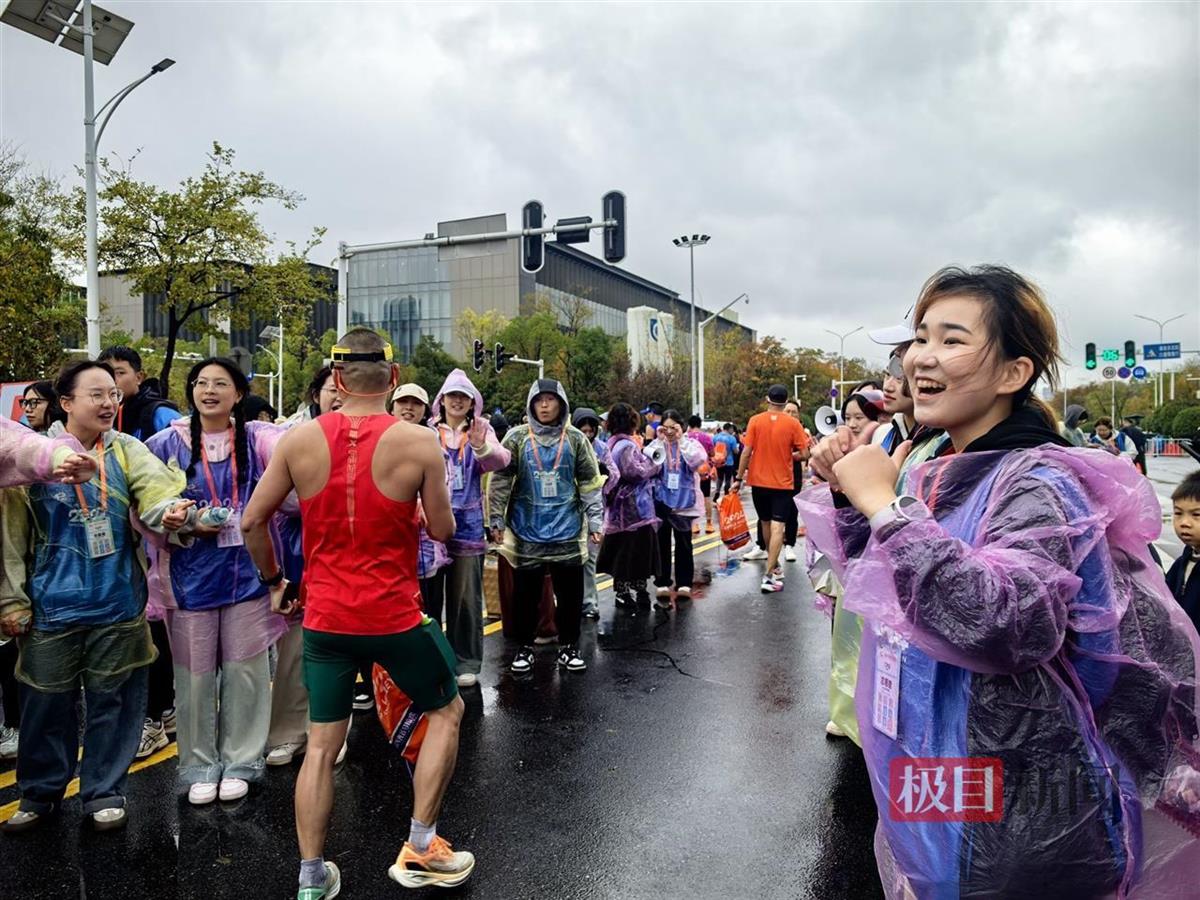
[242,328,473,899]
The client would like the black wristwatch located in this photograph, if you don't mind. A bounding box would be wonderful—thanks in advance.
[258,568,284,588]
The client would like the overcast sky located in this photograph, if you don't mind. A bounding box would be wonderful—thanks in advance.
[3,1,1197,383]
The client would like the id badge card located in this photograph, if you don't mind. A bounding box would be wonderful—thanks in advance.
[537,471,558,498]
[85,513,116,559]
[872,643,901,739]
[217,509,244,548]
[452,464,465,491]
[667,472,681,491]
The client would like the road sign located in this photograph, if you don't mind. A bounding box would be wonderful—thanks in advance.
[1101,348,1120,362]
[1102,366,1117,380]
[1132,365,1148,380]
[1117,366,1131,380]
[1143,342,1181,361]
[829,388,839,398]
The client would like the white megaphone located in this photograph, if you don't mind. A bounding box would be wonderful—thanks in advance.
[642,442,667,465]
[814,405,843,437]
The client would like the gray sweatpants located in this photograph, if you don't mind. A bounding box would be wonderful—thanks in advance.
[174,652,271,787]
[425,555,484,676]
[267,621,308,747]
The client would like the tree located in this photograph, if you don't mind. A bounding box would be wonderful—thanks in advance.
[560,326,616,412]
[0,147,83,380]
[1170,407,1200,439]
[58,142,327,394]
[409,335,459,399]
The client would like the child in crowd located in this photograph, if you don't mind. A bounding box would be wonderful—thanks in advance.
[1167,471,1200,632]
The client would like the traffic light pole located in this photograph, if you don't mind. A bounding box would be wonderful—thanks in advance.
[509,357,545,379]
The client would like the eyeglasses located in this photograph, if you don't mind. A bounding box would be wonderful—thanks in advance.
[20,398,46,410]
[886,356,904,379]
[66,389,123,406]
[193,379,234,391]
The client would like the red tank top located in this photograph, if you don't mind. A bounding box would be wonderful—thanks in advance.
[300,414,423,635]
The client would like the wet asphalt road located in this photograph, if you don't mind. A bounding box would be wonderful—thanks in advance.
[2,535,882,900]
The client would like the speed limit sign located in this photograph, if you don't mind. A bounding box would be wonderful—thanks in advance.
[1102,366,1117,380]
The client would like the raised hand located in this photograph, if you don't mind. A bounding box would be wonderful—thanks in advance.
[467,417,489,450]
[809,421,880,491]
[831,438,914,519]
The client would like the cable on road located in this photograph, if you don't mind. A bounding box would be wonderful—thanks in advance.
[597,613,698,679]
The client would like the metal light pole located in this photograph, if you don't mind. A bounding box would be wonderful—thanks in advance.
[1,2,173,359]
[1134,313,1186,408]
[673,234,711,412]
[794,373,807,403]
[824,326,863,410]
[696,292,748,420]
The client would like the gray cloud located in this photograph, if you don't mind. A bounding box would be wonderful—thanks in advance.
[3,1,1196,382]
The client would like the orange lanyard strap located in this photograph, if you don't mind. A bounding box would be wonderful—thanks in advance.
[530,430,568,474]
[73,438,108,513]
[439,426,467,466]
[199,428,239,509]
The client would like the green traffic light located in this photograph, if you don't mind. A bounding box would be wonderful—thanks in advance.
[1086,360,1097,370]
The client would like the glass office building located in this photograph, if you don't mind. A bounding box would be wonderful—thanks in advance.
[346,214,753,361]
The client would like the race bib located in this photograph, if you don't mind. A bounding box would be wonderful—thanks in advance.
[217,509,244,548]
[537,471,558,499]
[872,643,901,739]
[85,514,116,559]
[452,464,465,491]
[667,472,681,491]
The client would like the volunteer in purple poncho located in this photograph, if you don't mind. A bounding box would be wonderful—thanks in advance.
[145,358,290,806]
[647,409,707,609]
[801,266,1200,899]
[426,369,510,688]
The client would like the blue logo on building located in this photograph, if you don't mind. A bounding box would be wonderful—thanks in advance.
[649,318,659,342]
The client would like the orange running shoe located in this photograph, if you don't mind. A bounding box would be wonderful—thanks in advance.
[691,523,700,535]
[705,523,715,534]
[388,836,475,889]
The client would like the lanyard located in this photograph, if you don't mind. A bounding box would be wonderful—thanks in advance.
[73,438,109,513]
[530,430,568,474]
[664,439,681,472]
[439,425,467,466]
[199,429,239,509]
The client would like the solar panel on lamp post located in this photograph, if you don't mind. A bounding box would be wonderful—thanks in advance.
[1,1,173,359]
[672,233,711,413]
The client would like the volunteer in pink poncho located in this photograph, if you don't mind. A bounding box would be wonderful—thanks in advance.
[802,266,1200,899]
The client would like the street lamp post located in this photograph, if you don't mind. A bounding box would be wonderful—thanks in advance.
[824,326,863,410]
[1134,313,1187,408]
[1,1,174,360]
[794,373,807,403]
[673,234,711,412]
[696,292,748,420]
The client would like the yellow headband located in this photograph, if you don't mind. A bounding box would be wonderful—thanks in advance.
[330,343,394,364]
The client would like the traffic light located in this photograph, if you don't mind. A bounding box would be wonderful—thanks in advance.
[603,190,626,264]
[1124,340,1137,368]
[554,216,592,245]
[495,342,511,374]
[472,339,484,373]
[521,201,544,274]
[1085,342,1097,370]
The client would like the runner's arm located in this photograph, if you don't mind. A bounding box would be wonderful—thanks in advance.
[417,430,455,542]
[0,488,33,633]
[241,437,298,580]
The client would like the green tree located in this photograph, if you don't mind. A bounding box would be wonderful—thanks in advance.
[409,335,459,399]
[1170,407,1200,439]
[58,142,327,395]
[561,326,616,412]
[0,148,83,380]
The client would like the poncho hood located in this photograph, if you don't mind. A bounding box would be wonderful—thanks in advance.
[527,379,570,442]
[433,368,483,423]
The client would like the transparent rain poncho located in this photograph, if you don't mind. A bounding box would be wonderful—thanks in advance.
[798,446,1200,899]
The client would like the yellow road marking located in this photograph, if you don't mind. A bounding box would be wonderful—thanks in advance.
[0,743,178,821]
[0,526,748,811]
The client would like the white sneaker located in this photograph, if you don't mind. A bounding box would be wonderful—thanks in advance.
[742,547,768,561]
[91,807,127,831]
[760,575,784,594]
[0,725,18,760]
[784,546,797,562]
[266,741,306,766]
[162,707,177,736]
[188,782,218,805]
[218,777,248,802]
[335,739,348,766]
[136,718,168,760]
[455,673,478,688]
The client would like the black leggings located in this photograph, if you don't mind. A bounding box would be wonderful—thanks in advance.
[714,467,735,498]
[146,617,175,720]
[654,502,694,589]
[512,562,584,647]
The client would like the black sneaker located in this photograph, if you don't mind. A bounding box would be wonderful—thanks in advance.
[583,607,600,620]
[635,593,652,610]
[510,647,535,674]
[614,594,634,610]
[556,646,587,672]
[352,689,374,712]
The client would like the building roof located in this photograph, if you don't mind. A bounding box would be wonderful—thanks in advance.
[545,243,681,302]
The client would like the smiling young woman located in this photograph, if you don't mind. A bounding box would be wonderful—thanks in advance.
[800,265,1200,899]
